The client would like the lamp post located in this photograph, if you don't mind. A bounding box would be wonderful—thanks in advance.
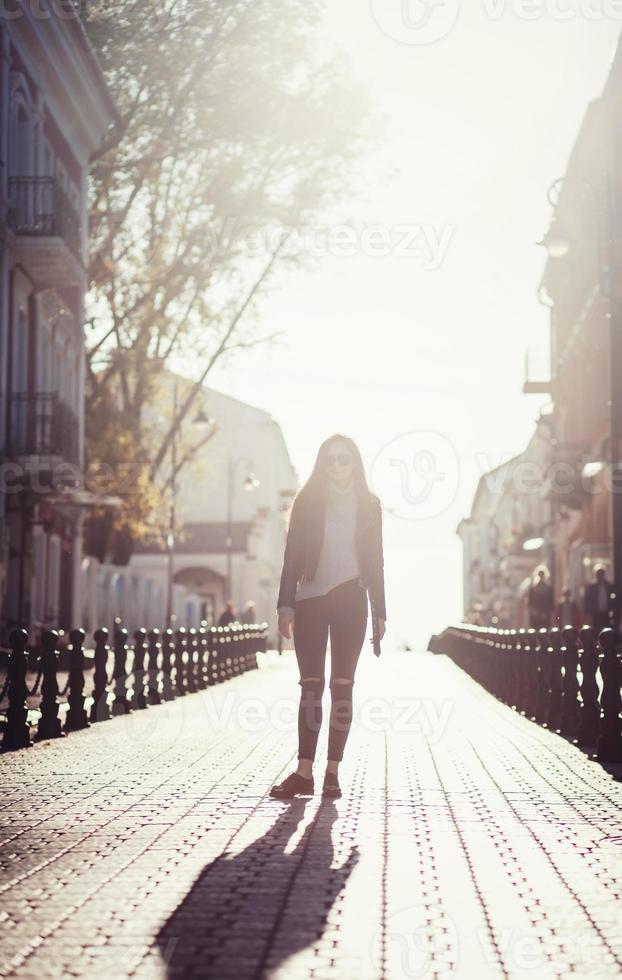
[539,167,622,610]
[165,379,214,628]
[225,456,259,604]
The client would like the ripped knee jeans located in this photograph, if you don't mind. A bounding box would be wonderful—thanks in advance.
[293,577,368,762]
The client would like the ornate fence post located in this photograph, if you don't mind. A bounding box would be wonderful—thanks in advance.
[249,627,258,672]
[90,628,111,723]
[230,626,242,676]
[197,628,209,688]
[257,623,267,668]
[186,628,198,693]
[250,625,266,672]
[175,628,187,696]
[515,630,525,714]
[161,628,176,702]
[596,629,622,763]
[222,629,233,682]
[242,625,251,672]
[481,629,494,694]
[488,631,502,700]
[132,629,149,710]
[2,629,32,750]
[214,628,227,683]
[521,629,538,719]
[240,628,250,673]
[240,625,250,673]
[35,629,63,740]
[578,626,600,748]
[560,626,580,742]
[497,631,512,705]
[546,627,563,733]
[209,628,219,685]
[464,628,476,681]
[64,628,89,732]
[193,627,204,688]
[148,629,162,705]
[259,623,268,667]
[508,630,523,711]
[112,627,132,716]
[533,628,550,726]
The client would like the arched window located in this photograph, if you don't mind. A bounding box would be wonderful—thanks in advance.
[11,99,33,176]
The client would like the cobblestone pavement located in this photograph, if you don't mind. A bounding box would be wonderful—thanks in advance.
[1,648,622,980]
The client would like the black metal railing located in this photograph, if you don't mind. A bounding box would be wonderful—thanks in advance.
[7,177,81,259]
[6,393,79,465]
[0,621,269,751]
[429,624,622,763]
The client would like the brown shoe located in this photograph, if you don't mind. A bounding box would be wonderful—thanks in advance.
[270,771,314,799]
[322,772,342,799]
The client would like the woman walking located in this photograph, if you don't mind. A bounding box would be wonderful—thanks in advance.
[270,434,386,800]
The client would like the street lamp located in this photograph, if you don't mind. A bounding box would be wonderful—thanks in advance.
[538,221,572,259]
[523,537,545,552]
[225,456,260,604]
[165,382,215,627]
[539,170,622,609]
[193,406,214,431]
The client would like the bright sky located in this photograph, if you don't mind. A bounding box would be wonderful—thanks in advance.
[209,3,621,651]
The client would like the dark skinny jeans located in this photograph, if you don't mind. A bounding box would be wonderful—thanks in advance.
[293,577,368,763]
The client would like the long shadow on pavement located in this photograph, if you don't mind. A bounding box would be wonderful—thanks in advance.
[156,798,358,978]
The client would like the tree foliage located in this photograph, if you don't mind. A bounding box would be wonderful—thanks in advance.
[80,0,370,553]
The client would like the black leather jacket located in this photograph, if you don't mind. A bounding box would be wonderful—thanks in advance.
[277,489,386,621]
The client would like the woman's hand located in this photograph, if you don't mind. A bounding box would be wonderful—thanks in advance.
[376,619,386,641]
[278,611,294,640]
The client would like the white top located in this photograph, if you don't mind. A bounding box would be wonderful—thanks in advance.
[278,479,360,613]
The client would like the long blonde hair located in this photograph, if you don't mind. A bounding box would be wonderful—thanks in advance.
[297,433,378,516]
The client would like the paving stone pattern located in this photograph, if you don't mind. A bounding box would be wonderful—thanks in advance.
[1,648,621,979]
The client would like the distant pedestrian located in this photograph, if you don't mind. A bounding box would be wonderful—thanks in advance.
[528,567,554,630]
[218,600,237,627]
[555,588,581,630]
[583,565,616,634]
[270,433,386,802]
[241,601,257,624]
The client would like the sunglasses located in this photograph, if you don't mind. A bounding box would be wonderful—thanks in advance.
[325,453,353,467]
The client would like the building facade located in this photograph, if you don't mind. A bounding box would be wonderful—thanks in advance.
[131,380,298,644]
[79,555,205,643]
[0,6,118,643]
[535,38,622,607]
[457,416,555,627]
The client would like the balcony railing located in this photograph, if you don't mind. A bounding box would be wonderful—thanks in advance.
[6,393,79,466]
[7,177,81,259]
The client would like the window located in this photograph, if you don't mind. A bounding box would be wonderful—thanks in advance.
[11,102,33,175]
[56,159,68,192]
[32,528,46,624]
[38,321,52,392]
[12,308,29,394]
[44,140,54,178]
[45,534,61,623]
